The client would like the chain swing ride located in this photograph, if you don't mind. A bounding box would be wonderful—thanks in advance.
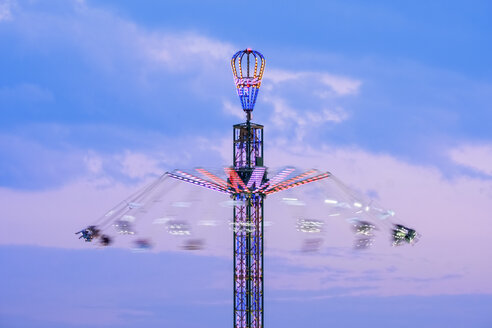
[76,49,419,328]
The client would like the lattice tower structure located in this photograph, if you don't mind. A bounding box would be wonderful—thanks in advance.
[78,47,409,328]
[232,121,266,328]
[155,49,331,328]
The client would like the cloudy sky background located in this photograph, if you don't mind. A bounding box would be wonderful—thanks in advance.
[1,0,491,327]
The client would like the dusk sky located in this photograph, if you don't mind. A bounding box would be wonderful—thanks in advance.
[1,0,492,327]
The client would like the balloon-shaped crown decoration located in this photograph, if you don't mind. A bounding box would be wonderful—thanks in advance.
[231,49,266,113]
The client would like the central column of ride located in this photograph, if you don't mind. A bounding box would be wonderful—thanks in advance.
[231,49,267,328]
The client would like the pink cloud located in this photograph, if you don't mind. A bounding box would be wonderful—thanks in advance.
[449,144,492,176]
[2,140,491,297]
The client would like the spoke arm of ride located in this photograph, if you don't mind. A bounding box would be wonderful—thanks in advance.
[95,173,170,229]
[248,167,266,191]
[256,167,294,192]
[264,172,331,195]
[167,171,231,194]
[174,170,226,189]
[196,168,232,189]
[264,169,318,192]
[225,167,249,193]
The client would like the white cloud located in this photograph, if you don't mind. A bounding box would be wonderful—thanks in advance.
[264,95,349,141]
[145,33,235,71]
[9,2,234,81]
[119,151,162,179]
[319,73,361,96]
[0,0,14,22]
[449,144,492,176]
[84,152,103,174]
[222,100,244,119]
[7,2,360,145]
[225,66,355,142]
[254,67,359,141]
[265,68,361,96]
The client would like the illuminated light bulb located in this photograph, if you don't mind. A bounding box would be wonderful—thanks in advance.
[324,199,338,204]
[353,202,363,208]
[231,49,266,113]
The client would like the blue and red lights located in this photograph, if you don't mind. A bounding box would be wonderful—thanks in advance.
[167,168,330,196]
[231,49,266,112]
[167,50,328,328]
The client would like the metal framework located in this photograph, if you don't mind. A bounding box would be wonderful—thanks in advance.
[77,48,419,328]
[232,121,266,328]
[165,49,331,328]
[231,48,266,115]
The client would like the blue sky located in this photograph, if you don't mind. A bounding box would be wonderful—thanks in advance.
[1,0,491,189]
[1,0,492,327]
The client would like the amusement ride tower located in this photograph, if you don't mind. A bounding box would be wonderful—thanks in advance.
[228,49,332,328]
[230,48,267,328]
[77,49,419,328]
[170,49,331,328]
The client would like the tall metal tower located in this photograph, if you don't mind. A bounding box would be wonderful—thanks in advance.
[230,48,267,328]
[166,49,331,328]
[78,48,361,328]
[227,49,330,328]
[76,47,420,327]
